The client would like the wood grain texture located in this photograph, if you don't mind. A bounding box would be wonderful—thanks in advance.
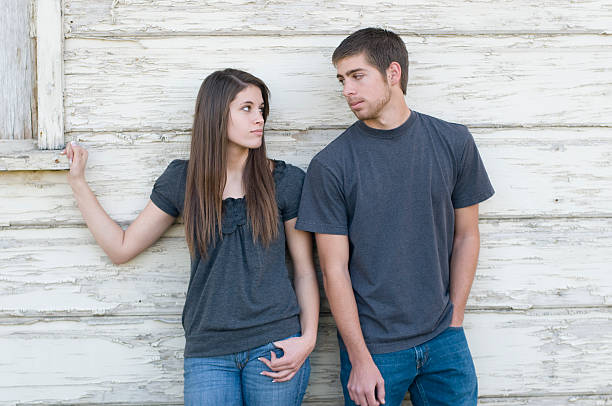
[1,310,611,404]
[1,218,611,317]
[478,395,612,405]
[0,0,34,140]
[63,35,612,131]
[12,395,612,406]
[3,2,611,403]
[0,140,69,171]
[63,0,612,36]
[1,127,611,227]
[36,0,64,150]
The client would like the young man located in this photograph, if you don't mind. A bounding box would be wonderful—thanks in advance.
[296,28,495,406]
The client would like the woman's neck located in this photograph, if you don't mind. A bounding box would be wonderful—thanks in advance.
[226,143,249,173]
[224,143,249,199]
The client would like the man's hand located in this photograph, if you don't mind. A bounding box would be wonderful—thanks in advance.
[347,358,385,405]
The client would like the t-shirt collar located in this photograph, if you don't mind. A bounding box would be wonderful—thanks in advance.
[355,109,417,139]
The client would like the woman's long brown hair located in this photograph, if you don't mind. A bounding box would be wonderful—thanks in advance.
[184,69,278,257]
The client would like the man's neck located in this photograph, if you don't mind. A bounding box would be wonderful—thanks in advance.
[363,93,411,130]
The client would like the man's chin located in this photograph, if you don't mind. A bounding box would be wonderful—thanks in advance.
[353,110,372,120]
[349,106,366,117]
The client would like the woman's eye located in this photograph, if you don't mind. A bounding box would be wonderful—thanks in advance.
[241,106,250,112]
[258,107,265,114]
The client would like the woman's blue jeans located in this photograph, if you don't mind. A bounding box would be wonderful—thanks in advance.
[184,335,310,406]
[340,326,478,406]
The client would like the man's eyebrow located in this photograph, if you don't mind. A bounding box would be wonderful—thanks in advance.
[337,68,365,79]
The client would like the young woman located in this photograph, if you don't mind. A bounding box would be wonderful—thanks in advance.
[63,69,319,405]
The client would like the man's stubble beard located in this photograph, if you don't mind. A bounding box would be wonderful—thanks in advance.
[353,84,392,121]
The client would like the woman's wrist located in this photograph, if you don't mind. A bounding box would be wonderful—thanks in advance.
[300,330,317,350]
[68,176,89,199]
[68,177,89,193]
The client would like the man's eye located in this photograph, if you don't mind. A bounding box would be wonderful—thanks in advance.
[354,74,363,80]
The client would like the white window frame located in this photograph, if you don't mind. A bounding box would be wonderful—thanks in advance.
[0,0,66,171]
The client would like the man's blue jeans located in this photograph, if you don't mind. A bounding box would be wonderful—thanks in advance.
[340,326,478,406]
[184,335,310,406]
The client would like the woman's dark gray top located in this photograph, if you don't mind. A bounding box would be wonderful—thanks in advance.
[150,159,304,357]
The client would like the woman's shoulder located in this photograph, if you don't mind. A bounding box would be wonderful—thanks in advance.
[272,159,305,188]
[158,159,188,182]
[167,159,189,172]
[272,160,305,217]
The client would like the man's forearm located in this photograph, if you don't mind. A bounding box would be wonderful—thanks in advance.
[322,265,372,364]
[449,232,480,325]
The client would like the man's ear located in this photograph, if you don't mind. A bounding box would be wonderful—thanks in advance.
[386,61,402,87]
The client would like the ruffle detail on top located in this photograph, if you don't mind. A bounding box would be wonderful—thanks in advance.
[221,197,247,234]
[220,160,285,234]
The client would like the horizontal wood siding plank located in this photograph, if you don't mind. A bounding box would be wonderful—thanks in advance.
[1,128,612,227]
[1,309,611,403]
[63,0,612,35]
[11,395,612,406]
[0,225,189,316]
[0,140,69,171]
[12,395,612,406]
[63,35,612,131]
[478,395,612,405]
[1,218,611,315]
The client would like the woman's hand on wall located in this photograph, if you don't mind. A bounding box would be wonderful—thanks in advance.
[61,141,88,184]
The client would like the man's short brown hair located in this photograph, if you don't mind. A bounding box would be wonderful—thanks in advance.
[332,27,409,94]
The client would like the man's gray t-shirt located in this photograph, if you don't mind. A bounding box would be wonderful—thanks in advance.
[151,159,303,357]
[296,111,494,354]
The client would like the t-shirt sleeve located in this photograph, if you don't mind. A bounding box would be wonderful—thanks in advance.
[279,164,306,222]
[451,128,495,209]
[150,160,184,217]
[296,158,348,235]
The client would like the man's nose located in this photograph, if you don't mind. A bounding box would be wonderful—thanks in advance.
[342,83,355,97]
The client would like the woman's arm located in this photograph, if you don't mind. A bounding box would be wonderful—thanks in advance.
[259,217,319,382]
[286,217,319,346]
[63,142,176,264]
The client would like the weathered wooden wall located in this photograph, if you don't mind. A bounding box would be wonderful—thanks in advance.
[0,0,35,140]
[1,1,611,405]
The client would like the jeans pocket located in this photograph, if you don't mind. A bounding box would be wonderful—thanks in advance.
[271,345,284,358]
